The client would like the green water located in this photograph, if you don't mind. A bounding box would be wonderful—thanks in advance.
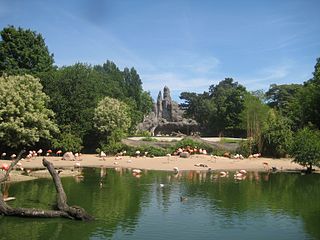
[1,169,320,240]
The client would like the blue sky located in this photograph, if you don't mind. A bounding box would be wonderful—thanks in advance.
[1,0,319,101]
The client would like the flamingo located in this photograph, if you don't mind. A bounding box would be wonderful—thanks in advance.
[1,152,6,159]
[132,169,142,174]
[135,150,140,157]
[37,149,43,156]
[1,163,10,171]
[220,171,228,177]
[239,169,247,174]
[10,154,16,159]
[56,150,62,156]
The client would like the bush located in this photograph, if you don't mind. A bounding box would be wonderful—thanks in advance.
[290,127,320,172]
[52,132,83,153]
[236,139,258,157]
[262,111,293,157]
[141,136,158,142]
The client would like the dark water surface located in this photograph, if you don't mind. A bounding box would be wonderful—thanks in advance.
[1,168,320,240]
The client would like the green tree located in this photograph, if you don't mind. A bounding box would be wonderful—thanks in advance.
[262,110,293,157]
[209,78,247,136]
[290,127,320,173]
[265,84,302,114]
[241,92,269,152]
[0,26,54,76]
[179,91,215,132]
[94,97,131,136]
[0,75,58,148]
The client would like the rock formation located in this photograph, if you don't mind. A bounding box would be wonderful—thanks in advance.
[137,86,198,136]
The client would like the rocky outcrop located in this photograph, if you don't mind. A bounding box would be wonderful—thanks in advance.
[137,86,198,136]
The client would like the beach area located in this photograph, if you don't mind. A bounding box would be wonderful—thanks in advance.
[2,154,315,182]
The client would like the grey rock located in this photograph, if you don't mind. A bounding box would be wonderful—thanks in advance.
[137,86,198,135]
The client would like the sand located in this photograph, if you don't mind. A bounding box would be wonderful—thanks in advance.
[2,153,314,182]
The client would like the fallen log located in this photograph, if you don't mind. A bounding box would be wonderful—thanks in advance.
[0,151,94,221]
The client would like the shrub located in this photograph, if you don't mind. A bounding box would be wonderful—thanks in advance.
[52,132,83,153]
[290,127,320,172]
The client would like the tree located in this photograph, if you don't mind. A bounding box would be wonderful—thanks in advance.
[179,91,215,132]
[0,26,54,76]
[208,78,247,136]
[290,127,320,173]
[0,75,58,148]
[262,110,293,157]
[241,92,269,152]
[265,84,302,114]
[93,97,131,136]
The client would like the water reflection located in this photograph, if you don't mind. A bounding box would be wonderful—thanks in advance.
[1,169,320,240]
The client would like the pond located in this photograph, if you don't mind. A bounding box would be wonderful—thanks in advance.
[1,168,320,240]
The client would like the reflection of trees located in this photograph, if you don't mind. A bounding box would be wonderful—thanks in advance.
[1,170,319,239]
[0,168,155,240]
[180,171,320,239]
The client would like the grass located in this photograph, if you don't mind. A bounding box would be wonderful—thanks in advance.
[219,138,244,144]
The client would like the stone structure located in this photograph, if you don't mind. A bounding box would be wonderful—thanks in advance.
[137,86,198,136]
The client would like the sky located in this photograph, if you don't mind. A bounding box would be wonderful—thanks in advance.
[1,0,320,102]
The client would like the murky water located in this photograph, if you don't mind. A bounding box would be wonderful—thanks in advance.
[1,168,319,240]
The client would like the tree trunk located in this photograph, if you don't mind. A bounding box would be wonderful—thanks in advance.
[0,152,93,221]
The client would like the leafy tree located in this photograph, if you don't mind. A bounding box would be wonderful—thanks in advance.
[0,75,58,148]
[241,93,269,152]
[0,26,54,76]
[94,97,131,136]
[209,78,247,136]
[262,110,293,157]
[290,127,320,173]
[301,58,320,129]
[265,84,302,114]
[52,131,83,153]
[179,91,215,132]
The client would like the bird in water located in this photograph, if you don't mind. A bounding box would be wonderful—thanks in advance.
[180,196,188,202]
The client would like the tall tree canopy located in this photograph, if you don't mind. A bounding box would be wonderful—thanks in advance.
[0,26,54,76]
[94,97,131,135]
[0,75,58,148]
[208,78,247,136]
[265,84,302,114]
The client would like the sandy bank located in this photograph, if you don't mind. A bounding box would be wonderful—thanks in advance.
[2,154,315,182]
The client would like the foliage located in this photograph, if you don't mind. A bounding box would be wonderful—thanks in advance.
[262,110,293,157]
[208,78,247,136]
[141,137,158,142]
[52,132,83,153]
[135,145,168,157]
[180,78,247,136]
[241,93,269,152]
[265,83,302,114]
[236,139,259,158]
[0,75,58,148]
[290,127,320,171]
[94,97,131,135]
[135,130,152,137]
[0,26,54,76]
[179,91,215,130]
[41,62,153,151]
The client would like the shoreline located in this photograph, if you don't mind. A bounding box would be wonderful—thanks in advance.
[2,154,317,182]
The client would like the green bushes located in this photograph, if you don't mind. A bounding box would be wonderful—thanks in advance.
[290,127,320,172]
[52,132,83,153]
